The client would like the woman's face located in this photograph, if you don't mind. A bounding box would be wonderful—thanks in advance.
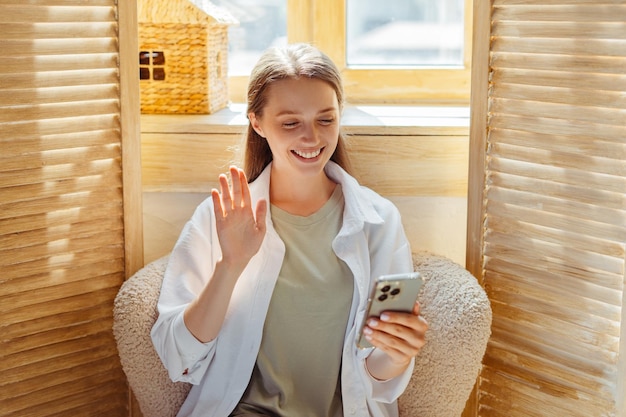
[248,77,340,180]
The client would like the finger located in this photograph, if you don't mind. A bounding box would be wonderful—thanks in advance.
[255,199,268,232]
[367,315,427,351]
[229,166,243,208]
[380,306,428,331]
[218,174,232,210]
[412,301,421,316]
[211,188,224,218]
[239,169,253,209]
[364,328,420,362]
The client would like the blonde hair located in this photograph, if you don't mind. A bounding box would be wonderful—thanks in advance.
[242,43,352,182]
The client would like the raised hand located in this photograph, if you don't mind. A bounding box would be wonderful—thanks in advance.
[211,166,267,271]
[364,302,429,380]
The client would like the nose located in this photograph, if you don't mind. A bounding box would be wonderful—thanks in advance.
[301,122,318,143]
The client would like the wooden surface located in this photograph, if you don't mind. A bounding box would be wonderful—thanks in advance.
[139,107,470,196]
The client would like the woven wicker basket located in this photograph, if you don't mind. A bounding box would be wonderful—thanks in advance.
[138,0,236,114]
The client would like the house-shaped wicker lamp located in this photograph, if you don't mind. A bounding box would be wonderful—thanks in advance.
[138,0,237,114]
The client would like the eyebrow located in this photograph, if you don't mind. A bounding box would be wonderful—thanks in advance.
[275,107,338,117]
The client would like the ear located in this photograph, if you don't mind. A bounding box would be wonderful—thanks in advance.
[248,112,265,138]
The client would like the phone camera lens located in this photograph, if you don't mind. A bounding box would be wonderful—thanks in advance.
[378,294,388,302]
[390,288,401,296]
[381,285,391,293]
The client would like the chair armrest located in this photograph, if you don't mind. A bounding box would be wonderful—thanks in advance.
[113,256,191,417]
[399,252,492,417]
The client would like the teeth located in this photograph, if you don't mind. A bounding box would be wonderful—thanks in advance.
[293,148,321,159]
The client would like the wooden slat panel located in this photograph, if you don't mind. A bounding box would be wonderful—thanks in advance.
[0,68,119,89]
[480,365,615,417]
[486,186,625,231]
[492,82,626,109]
[491,52,626,74]
[493,20,626,39]
[1,245,124,282]
[495,0,625,4]
[492,37,626,57]
[491,68,626,94]
[0,96,120,119]
[487,200,625,246]
[489,97,626,126]
[1,22,117,39]
[492,4,626,22]
[488,171,625,211]
[2,364,125,415]
[487,213,625,259]
[0,146,120,176]
[0,187,123,219]
[1,262,123,302]
[0,5,116,24]
[0,167,122,196]
[2,229,124,267]
[468,1,626,412]
[488,145,626,191]
[0,38,119,56]
[1,292,120,340]
[1,211,122,251]
[485,228,623,277]
[0,0,114,6]
[0,202,121,236]
[485,340,616,400]
[492,301,619,353]
[0,54,119,74]
[485,267,621,328]
[489,128,626,161]
[0,85,120,108]
[0,0,135,415]
[1,286,121,335]
[0,114,119,138]
[489,113,626,143]
[1,129,119,156]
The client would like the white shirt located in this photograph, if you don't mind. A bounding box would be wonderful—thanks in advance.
[151,161,415,417]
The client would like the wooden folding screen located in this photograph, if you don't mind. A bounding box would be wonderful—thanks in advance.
[467,0,626,416]
[0,1,142,416]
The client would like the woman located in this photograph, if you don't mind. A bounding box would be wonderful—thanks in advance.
[151,43,428,417]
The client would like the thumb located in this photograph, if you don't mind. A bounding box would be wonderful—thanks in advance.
[255,199,268,232]
[412,301,421,316]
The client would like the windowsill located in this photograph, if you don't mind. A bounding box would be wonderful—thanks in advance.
[140,103,470,136]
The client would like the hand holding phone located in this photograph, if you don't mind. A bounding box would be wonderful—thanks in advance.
[357,272,424,349]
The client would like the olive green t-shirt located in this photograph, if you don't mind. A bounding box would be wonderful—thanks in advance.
[231,185,353,417]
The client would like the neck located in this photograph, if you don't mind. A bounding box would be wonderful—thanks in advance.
[269,166,336,216]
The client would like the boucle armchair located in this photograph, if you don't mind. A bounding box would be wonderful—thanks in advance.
[113,251,491,417]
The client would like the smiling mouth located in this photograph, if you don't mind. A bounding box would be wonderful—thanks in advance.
[292,148,323,159]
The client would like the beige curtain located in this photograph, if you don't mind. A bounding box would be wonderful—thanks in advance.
[467,1,626,416]
[0,1,142,416]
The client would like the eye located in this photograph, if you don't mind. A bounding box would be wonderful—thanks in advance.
[282,121,299,128]
[318,118,335,125]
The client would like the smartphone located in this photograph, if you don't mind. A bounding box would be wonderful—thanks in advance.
[357,272,424,349]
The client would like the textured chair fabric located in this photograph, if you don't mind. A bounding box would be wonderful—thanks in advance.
[113,252,491,417]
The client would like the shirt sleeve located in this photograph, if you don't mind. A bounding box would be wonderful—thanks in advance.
[150,199,221,384]
[360,203,416,403]
[360,351,415,403]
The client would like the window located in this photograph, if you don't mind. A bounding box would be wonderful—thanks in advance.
[346,0,464,67]
[224,0,472,104]
[139,50,166,81]
[212,0,287,77]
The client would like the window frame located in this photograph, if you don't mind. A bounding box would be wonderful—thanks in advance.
[228,0,473,105]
